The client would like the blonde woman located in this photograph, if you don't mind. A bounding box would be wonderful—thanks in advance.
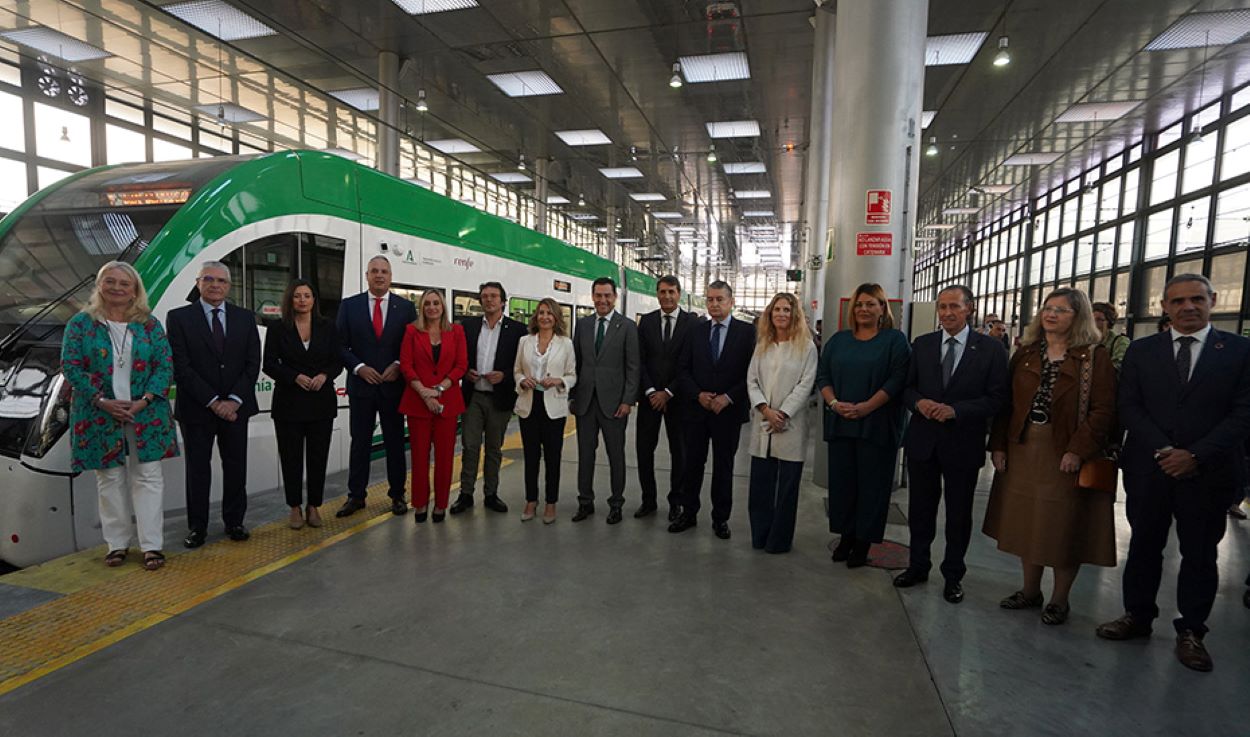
[746,293,818,553]
[514,298,577,523]
[61,261,179,570]
[985,287,1117,625]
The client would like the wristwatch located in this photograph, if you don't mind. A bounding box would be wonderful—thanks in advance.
[435,385,444,395]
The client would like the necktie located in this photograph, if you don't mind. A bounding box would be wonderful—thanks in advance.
[595,317,606,353]
[372,297,384,338]
[710,322,723,362]
[663,314,673,344]
[1176,335,1198,386]
[211,308,226,354]
[941,336,958,388]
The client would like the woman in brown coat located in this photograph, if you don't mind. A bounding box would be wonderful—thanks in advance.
[984,287,1117,625]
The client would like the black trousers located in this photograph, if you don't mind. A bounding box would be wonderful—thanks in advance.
[826,438,896,543]
[181,417,249,533]
[635,400,685,508]
[905,457,980,582]
[680,408,742,523]
[347,392,407,501]
[1123,471,1229,635]
[274,418,334,507]
[519,391,566,503]
[748,456,804,552]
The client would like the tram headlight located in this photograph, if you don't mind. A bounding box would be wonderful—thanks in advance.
[25,374,71,458]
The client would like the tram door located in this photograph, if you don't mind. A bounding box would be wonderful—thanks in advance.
[452,290,482,322]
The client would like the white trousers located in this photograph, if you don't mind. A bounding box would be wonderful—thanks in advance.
[95,427,164,552]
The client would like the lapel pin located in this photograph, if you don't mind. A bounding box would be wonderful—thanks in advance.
[1215,342,1224,350]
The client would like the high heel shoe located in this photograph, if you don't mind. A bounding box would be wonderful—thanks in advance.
[414,508,428,523]
[305,505,322,528]
[432,509,446,523]
[542,504,557,524]
[288,507,305,530]
[521,502,537,522]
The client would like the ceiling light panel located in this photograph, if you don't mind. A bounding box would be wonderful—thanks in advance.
[921,223,959,230]
[922,111,936,129]
[0,27,111,62]
[554,129,611,146]
[974,184,1015,194]
[392,0,479,14]
[328,88,379,111]
[734,190,770,199]
[164,0,278,41]
[630,193,667,202]
[486,70,563,97]
[1054,101,1144,123]
[925,32,989,66]
[1003,152,1061,166]
[599,167,644,179]
[491,172,532,183]
[742,210,774,217]
[546,195,570,205]
[426,139,481,154]
[679,52,751,83]
[1145,10,1250,50]
[651,211,683,219]
[943,207,980,215]
[568,213,598,221]
[723,162,766,175]
[193,103,265,123]
[706,120,760,139]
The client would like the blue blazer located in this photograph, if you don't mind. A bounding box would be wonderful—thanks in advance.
[903,329,1009,469]
[674,317,756,424]
[1119,329,1250,501]
[336,292,417,401]
[166,301,261,424]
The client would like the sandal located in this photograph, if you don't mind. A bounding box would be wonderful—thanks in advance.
[1000,590,1044,609]
[142,551,166,571]
[105,549,128,567]
[1041,603,1070,625]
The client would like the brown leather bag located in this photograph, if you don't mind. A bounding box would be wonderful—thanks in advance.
[1077,353,1118,494]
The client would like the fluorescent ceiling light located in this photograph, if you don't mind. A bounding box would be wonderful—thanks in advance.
[678,52,751,83]
[1054,101,1143,123]
[599,167,644,179]
[706,120,760,139]
[1003,152,1061,166]
[491,172,532,184]
[426,138,481,154]
[974,184,1015,195]
[651,211,683,219]
[568,213,598,221]
[193,103,265,124]
[922,110,936,129]
[629,193,667,202]
[723,162,766,175]
[392,0,479,14]
[0,27,111,62]
[328,88,379,111]
[554,129,611,146]
[921,223,959,230]
[546,195,570,205]
[742,210,774,217]
[164,0,278,41]
[322,147,365,161]
[925,32,989,66]
[486,70,563,97]
[734,190,770,199]
[943,207,980,215]
[1145,10,1250,50]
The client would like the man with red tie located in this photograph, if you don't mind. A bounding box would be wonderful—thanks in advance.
[335,255,417,517]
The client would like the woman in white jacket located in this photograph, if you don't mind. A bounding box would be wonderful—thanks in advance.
[746,292,818,553]
[514,298,578,523]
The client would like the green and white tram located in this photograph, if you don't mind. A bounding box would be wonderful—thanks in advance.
[0,150,660,567]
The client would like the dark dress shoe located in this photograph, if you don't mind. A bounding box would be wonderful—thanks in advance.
[1095,613,1153,640]
[484,495,508,513]
[893,569,929,588]
[943,580,965,604]
[667,504,682,522]
[830,536,855,562]
[183,529,206,549]
[336,498,366,518]
[634,504,658,519]
[572,505,594,522]
[1175,630,1213,672]
[449,494,474,515]
[846,541,871,568]
[226,526,250,542]
[432,510,445,523]
[390,498,408,516]
[713,521,731,540]
[606,508,623,525]
[668,515,697,533]
[414,509,428,523]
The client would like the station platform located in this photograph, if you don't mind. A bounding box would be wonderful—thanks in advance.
[0,411,1248,736]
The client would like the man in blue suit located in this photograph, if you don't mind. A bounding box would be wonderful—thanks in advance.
[895,285,1008,603]
[1097,274,1250,673]
[335,255,417,518]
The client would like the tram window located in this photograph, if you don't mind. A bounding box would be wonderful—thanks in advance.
[453,290,482,322]
[559,303,573,332]
[300,234,345,326]
[393,284,443,318]
[243,234,298,325]
[576,305,595,320]
[509,297,539,327]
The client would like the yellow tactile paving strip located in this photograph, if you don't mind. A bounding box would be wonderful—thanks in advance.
[0,424,548,697]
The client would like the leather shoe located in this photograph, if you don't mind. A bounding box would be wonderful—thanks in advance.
[335,498,365,518]
[667,503,681,522]
[633,504,658,519]
[226,525,249,542]
[484,495,508,513]
[606,508,623,525]
[943,580,964,604]
[830,536,855,562]
[449,494,474,515]
[846,541,871,568]
[712,521,731,540]
[572,504,594,522]
[390,498,408,516]
[183,529,206,549]
[893,569,929,588]
[1095,613,1153,641]
[1175,630,1213,672]
[668,515,697,533]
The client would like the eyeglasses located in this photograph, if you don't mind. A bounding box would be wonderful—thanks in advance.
[198,275,230,285]
[1040,306,1073,315]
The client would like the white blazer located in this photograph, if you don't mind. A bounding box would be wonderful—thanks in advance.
[513,333,577,419]
[746,339,818,462]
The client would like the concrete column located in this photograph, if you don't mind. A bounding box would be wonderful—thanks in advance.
[605,206,617,264]
[377,51,400,176]
[534,157,549,234]
[802,4,836,325]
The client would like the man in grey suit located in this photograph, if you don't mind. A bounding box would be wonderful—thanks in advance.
[572,276,640,524]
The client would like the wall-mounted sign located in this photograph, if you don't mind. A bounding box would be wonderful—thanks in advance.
[856,232,893,256]
[866,190,892,225]
[553,279,571,293]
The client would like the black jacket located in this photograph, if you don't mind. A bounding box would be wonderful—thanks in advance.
[637,308,702,403]
[167,301,261,424]
[336,291,417,402]
[263,318,344,422]
[460,315,526,412]
[674,316,756,424]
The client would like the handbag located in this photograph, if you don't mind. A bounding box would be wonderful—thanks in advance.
[1076,353,1118,494]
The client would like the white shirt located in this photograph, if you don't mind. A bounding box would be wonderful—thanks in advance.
[475,315,504,392]
[1170,324,1212,380]
[107,321,133,402]
[200,299,227,336]
[940,324,971,373]
[530,337,551,390]
[354,291,399,375]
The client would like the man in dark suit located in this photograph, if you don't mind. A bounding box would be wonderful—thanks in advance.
[166,261,261,548]
[1097,274,1250,673]
[895,285,1008,603]
[335,255,417,518]
[572,276,640,524]
[451,281,525,515]
[668,281,755,539]
[635,275,700,521]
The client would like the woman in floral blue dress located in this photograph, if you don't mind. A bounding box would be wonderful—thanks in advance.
[62,261,179,570]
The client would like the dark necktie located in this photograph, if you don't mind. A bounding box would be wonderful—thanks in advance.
[595,317,606,353]
[211,308,226,354]
[1176,335,1197,386]
[710,322,723,362]
[663,314,672,344]
[941,336,958,388]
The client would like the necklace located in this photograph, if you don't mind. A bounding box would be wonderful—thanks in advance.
[105,321,131,368]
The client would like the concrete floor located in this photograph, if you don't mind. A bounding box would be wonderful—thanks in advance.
[2,408,1249,737]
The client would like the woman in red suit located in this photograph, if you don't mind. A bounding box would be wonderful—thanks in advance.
[400,289,467,523]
